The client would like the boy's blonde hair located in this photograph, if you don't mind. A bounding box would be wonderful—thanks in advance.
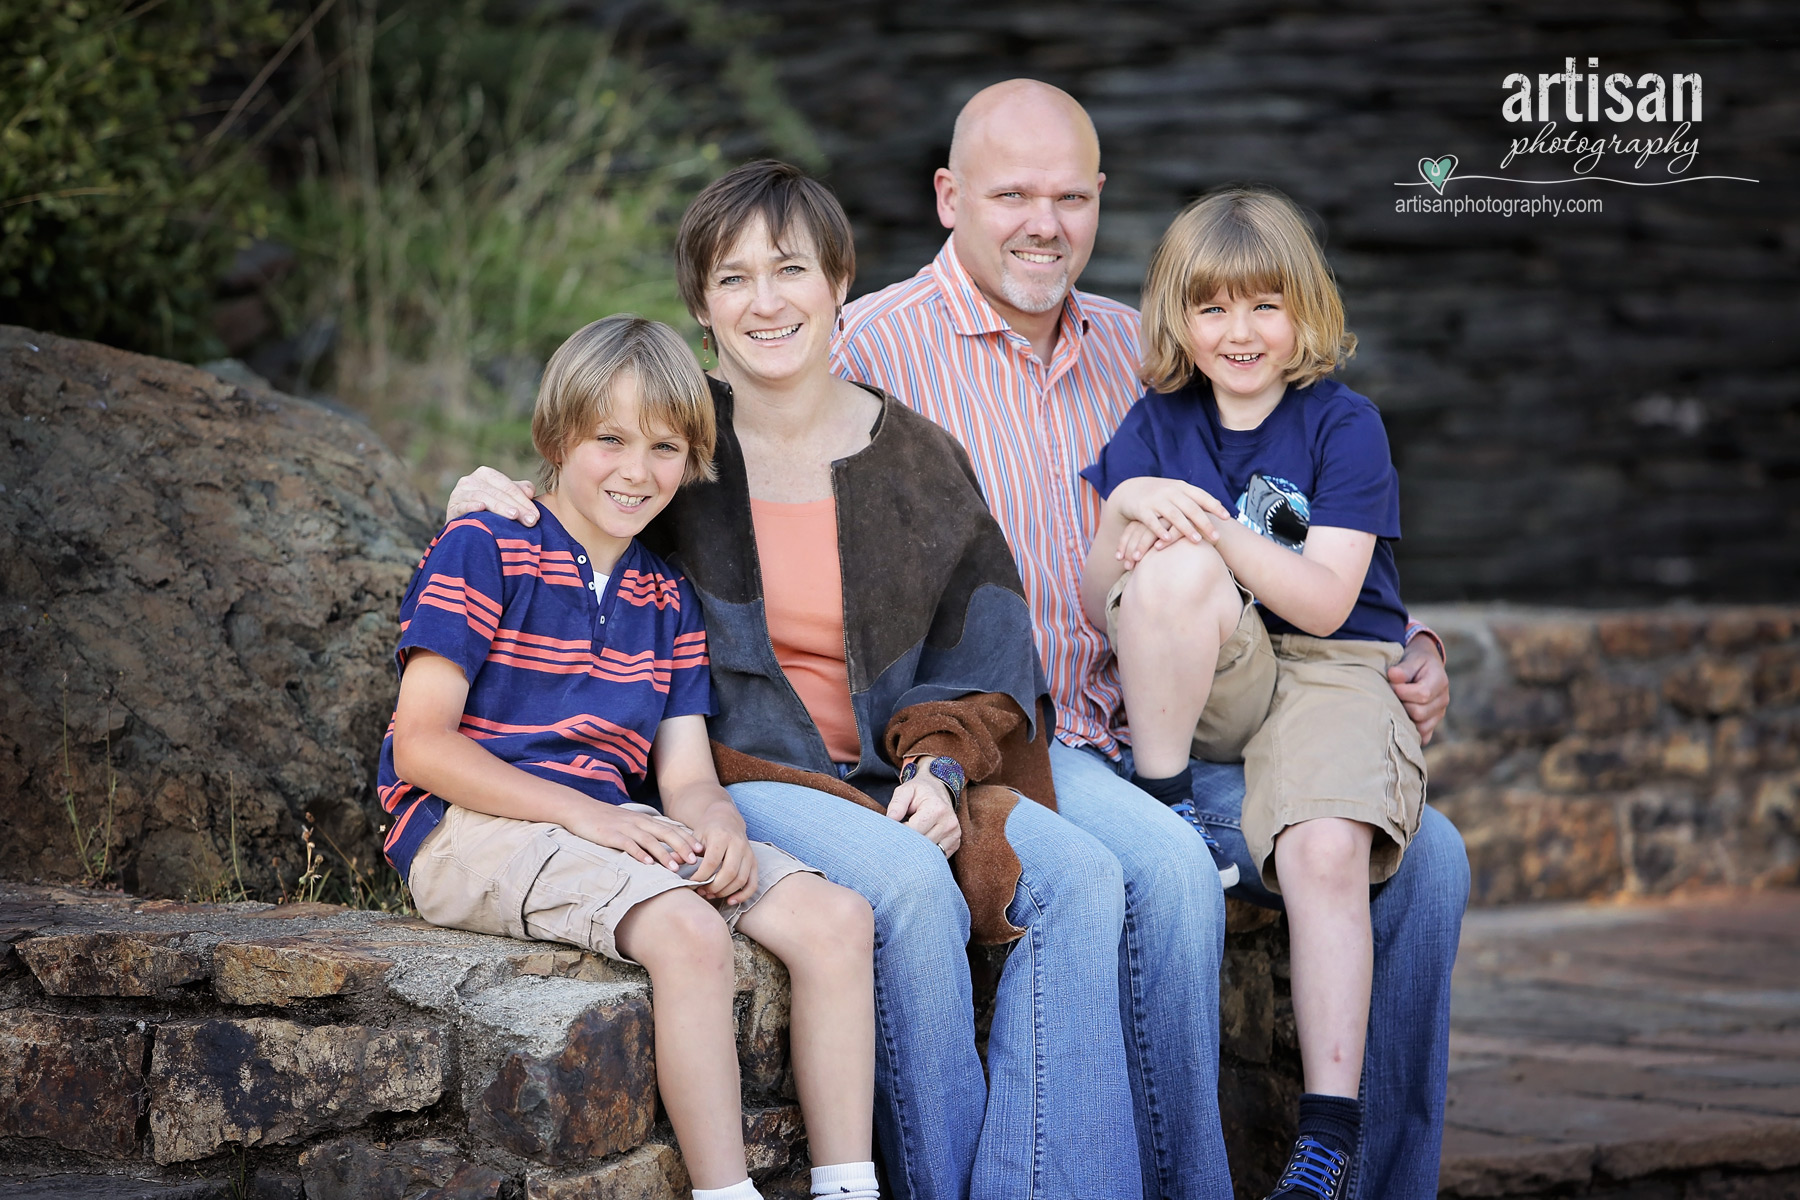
[532,315,718,492]
[1139,186,1357,394]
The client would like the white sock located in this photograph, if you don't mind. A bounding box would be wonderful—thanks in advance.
[811,1160,880,1199]
[693,1180,761,1200]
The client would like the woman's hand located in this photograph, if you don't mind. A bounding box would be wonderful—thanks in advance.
[886,762,963,856]
[1110,477,1232,550]
[560,803,704,871]
[447,466,539,525]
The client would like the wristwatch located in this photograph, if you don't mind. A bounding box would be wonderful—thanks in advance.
[900,755,967,807]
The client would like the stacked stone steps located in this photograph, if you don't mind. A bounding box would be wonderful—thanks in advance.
[0,881,1304,1198]
[0,882,809,1199]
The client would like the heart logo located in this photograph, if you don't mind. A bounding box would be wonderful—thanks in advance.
[1418,155,1458,194]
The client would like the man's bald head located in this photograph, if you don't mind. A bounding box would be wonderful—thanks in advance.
[948,79,1100,177]
[934,79,1105,348]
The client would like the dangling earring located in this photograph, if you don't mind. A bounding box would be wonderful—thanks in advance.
[700,326,713,353]
[835,305,844,334]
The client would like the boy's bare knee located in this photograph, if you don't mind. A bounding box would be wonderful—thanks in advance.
[1123,538,1230,618]
[821,882,875,955]
[625,888,733,973]
[780,878,874,967]
[1276,818,1373,885]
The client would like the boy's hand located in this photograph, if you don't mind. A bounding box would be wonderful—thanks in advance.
[1117,519,1161,568]
[887,767,962,856]
[562,803,703,871]
[690,810,759,906]
[448,466,539,525]
[1112,478,1231,552]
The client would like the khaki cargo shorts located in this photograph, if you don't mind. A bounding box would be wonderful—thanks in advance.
[407,803,821,962]
[1243,635,1428,893]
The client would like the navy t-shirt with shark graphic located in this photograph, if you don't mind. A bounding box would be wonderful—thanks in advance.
[1081,376,1407,644]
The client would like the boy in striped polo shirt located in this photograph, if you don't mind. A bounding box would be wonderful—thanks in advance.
[381,316,881,1200]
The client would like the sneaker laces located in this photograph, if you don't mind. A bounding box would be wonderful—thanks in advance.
[1270,1136,1348,1200]
[1167,800,1241,888]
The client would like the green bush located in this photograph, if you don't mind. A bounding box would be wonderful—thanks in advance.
[0,0,288,358]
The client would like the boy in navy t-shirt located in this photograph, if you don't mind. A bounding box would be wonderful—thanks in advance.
[382,315,879,1200]
[1079,189,1427,1200]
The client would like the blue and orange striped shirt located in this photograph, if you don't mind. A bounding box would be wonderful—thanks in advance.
[377,506,712,877]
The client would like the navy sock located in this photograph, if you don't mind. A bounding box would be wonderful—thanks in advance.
[1128,765,1192,807]
[1296,1092,1360,1159]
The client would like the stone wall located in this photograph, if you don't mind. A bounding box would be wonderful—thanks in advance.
[0,883,1300,1200]
[593,0,1800,607]
[1421,604,1800,906]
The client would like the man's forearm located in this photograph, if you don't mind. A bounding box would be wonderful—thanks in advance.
[1403,618,1447,664]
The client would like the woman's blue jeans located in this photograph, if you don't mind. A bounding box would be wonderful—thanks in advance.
[729,779,1147,1200]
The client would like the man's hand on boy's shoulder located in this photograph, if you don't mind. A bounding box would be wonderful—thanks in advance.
[1389,636,1449,744]
[448,466,539,526]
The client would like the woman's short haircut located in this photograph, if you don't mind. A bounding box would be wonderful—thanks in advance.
[532,314,717,492]
[675,159,856,318]
[1139,185,1357,394]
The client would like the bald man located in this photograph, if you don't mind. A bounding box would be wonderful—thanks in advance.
[832,79,1466,1200]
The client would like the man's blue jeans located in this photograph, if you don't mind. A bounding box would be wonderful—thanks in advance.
[728,779,1143,1200]
[1064,741,1470,1200]
[1048,740,1235,1199]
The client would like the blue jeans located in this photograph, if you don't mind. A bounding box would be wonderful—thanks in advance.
[1048,740,1235,1199]
[1080,746,1468,1200]
[728,780,1140,1200]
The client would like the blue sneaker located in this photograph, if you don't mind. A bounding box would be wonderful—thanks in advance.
[1168,800,1240,889]
[1263,1135,1350,1200]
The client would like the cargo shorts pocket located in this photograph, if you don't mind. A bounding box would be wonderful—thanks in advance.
[409,808,563,942]
[1385,714,1429,839]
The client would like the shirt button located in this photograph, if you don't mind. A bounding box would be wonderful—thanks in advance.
[599,616,606,624]
[577,555,587,564]
[587,580,596,590]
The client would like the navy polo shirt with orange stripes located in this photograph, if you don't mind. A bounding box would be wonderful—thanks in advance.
[377,505,712,878]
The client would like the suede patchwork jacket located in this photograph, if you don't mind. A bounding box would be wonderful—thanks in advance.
[642,377,1057,941]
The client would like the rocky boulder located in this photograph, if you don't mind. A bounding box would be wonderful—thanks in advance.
[0,327,435,898]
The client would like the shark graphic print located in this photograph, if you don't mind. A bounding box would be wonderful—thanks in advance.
[1236,471,1311,551]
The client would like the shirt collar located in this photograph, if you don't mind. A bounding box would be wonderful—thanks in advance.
[929,236,1092,341]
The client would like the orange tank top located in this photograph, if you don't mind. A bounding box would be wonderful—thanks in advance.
[750,496,859,764]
